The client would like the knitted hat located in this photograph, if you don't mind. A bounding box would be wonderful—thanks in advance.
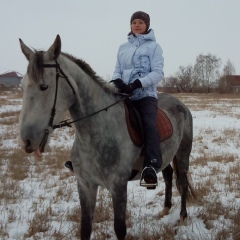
[130,11,150,31]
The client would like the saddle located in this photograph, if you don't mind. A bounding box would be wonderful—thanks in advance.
[123,99,173,147]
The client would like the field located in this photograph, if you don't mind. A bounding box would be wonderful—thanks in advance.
[0,89,240,240]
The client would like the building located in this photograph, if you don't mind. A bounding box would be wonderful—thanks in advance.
[226,75,240,93]
[0,71,23,88]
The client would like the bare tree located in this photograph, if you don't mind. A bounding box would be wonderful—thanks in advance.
[194,53,221,92]
[175,65,200,92]
[164,76,178,87]
[219,59,236,92]
[222,59,235,76]
[162,76,179,92]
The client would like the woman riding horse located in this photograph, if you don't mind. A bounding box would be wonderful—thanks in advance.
[111,11,164,186]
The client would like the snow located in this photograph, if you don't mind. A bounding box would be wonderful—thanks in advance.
[0,91,239,239]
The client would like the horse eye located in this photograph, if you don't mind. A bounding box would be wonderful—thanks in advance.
[39,84,49,91]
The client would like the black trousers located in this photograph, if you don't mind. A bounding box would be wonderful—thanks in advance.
[131,97,162,168]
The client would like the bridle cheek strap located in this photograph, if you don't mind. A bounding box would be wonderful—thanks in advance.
[42,60,76,128]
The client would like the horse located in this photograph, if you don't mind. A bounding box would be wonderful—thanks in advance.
[19,35,195,239]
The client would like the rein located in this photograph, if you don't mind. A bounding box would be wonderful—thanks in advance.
[53,97,124,129]
[42,60,129,130]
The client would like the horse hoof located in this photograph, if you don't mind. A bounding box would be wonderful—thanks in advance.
[178,216,187,226]
[159,207,170,218]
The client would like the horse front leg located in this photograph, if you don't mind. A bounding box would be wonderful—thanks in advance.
[111,183,128,240]
[77,180,98,240]
[159,164,173,218]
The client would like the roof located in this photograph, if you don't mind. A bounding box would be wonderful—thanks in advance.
[0,71,23,78]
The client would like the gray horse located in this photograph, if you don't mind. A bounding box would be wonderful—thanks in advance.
[19,35,195,239]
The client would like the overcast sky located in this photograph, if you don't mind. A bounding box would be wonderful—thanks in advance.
[1,0,240,79]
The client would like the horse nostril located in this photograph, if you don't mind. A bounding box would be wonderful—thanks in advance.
[25,139,33,153]
[26,139,31,147]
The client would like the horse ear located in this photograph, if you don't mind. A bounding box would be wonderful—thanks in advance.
[47,35,61,60]
[19,38,34,61]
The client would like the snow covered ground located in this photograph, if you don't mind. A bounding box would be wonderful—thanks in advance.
[0,90,239,239]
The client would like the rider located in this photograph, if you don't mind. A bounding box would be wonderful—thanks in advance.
[65,11,164,185]
[111,11,164,185]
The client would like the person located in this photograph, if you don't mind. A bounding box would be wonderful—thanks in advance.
[111,11,164,186]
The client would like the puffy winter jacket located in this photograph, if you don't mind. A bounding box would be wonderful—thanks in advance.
[112,29,164,101]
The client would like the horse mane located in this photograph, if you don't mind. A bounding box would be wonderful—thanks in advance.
[61,52,98,79]
[61,52,114,94]
[27,50,115,94]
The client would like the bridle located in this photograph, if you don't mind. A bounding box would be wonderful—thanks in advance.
[38,60,127,151]
[41,60,76,128]
[38,60,76,150]
[41,60,127,132]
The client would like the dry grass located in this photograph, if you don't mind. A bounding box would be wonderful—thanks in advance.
[176,93,240,240]
[0,89,240,239]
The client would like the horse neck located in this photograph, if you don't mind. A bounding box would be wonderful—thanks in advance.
[58,56,122,126]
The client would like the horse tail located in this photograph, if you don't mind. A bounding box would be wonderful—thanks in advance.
[172,156,196,200]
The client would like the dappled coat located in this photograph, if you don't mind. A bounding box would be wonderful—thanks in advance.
[112,29,164,101]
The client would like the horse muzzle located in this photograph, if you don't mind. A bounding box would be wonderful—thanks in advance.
[20,129,50,158]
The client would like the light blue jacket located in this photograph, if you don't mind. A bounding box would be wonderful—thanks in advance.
[112,29,164,101]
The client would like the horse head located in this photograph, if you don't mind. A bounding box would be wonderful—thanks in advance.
[19,35,76,158]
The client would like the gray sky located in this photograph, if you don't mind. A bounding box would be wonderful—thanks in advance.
[1,0,240,79]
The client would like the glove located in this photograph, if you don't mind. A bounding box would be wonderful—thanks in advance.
[111,79,142,94]
[130,79,142,90]
[121,79,142,94]
[110,79,125,90]
[110,79,130,93]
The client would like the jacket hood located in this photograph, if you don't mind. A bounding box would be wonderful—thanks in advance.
[128,29,156,43]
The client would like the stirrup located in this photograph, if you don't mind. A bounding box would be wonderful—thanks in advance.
[140,166,158,190]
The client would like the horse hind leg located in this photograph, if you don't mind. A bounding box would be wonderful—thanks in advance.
[172,155,190,226]
[159,164,173,218]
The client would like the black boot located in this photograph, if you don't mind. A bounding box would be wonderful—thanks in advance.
[141,166,158,184]
[65,161,74,173]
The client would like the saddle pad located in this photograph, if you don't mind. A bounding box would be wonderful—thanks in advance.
[124,102,173,147]
[157,108,173,142]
